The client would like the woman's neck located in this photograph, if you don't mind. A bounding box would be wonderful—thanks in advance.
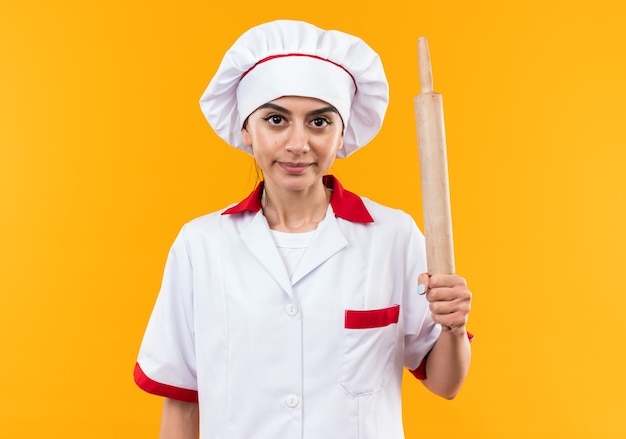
[261,181,330,233]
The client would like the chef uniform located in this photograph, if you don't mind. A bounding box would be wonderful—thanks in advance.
[135,20,445,439]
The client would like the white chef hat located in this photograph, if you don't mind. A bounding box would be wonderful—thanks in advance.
[199,20,389,158]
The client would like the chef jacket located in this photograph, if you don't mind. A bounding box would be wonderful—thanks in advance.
[135,175,442,439]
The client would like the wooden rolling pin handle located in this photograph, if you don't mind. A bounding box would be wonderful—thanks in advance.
[418,36,433,93]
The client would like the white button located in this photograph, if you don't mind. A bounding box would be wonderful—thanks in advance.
[285,394,300,408]
[285,304,299,316]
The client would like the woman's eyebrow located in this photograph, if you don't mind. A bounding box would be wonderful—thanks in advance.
[257,102,291,114]
[257,103,339,117]
[307,106,339,117]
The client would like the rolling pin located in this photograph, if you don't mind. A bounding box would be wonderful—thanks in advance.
[415,37,455,331]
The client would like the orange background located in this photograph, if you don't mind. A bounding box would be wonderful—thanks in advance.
[1,0,625,437]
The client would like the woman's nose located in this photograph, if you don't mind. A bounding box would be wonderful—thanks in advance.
[285,125,310,154]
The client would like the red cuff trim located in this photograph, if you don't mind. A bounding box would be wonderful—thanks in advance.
[345,305,400,329]
[411,357,428,380]
[410,331,475,381]
[134,362,199,403]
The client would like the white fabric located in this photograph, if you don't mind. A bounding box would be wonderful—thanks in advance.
[199,20,389,158]
[136,198,440,439]
[270,227,316,279]
[237,55,356,133]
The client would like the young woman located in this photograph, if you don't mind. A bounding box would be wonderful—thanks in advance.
[135,20,473,439]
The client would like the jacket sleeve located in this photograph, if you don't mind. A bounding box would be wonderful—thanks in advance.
[134,226,199,402]
[401,216,442,378]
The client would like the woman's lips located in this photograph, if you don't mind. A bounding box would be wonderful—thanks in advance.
[278,162,313,174]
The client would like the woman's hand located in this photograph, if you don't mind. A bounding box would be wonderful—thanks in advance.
[417,273,473,398]
[418,273,472,336]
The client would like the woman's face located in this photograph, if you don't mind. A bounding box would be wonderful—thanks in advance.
[242,96,344,193]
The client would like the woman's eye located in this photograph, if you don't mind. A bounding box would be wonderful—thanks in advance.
[311,117,331,128]
[264,114,285,125]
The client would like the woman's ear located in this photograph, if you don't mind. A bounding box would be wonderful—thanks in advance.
[241,127,252,147]
[335,135,344,155]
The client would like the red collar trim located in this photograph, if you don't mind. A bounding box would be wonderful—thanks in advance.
[222,175,374,223]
